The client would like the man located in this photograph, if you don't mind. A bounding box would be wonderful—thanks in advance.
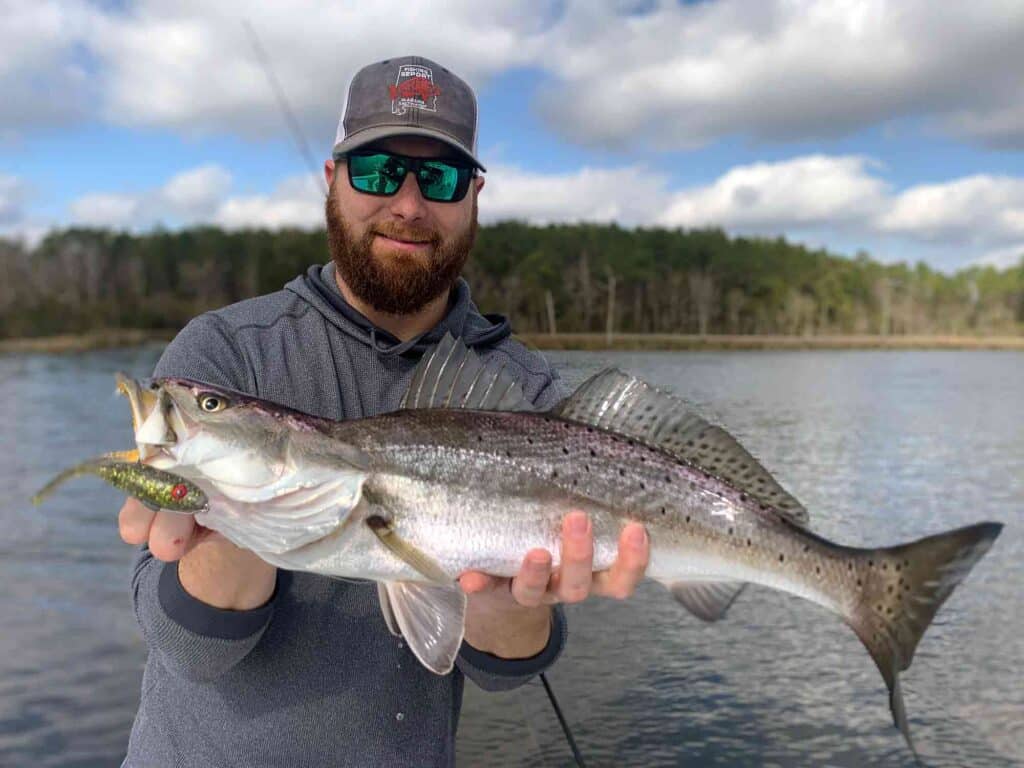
[118,56,649,767]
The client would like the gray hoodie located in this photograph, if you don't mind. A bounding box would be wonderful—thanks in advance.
[124,264,567,767]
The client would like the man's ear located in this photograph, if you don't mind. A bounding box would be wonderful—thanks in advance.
[474,175,485,194]
[324,158,337,188]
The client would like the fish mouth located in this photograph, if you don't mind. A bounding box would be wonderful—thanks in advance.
[115,373,183,462]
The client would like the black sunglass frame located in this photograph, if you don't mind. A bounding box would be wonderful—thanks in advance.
[334,150,478,203]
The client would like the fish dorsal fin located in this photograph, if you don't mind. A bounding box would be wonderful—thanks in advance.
[401,332,531,412]
[554,369,808,526]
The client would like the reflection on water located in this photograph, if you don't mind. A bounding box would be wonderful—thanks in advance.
[1,348,1021,767]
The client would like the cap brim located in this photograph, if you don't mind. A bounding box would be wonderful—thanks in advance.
[332,125,486,172]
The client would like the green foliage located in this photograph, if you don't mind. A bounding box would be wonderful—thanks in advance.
[0,224,1020,338]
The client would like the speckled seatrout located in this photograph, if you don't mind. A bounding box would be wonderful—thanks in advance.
[32,450,208,513]
[116,335,1001,762]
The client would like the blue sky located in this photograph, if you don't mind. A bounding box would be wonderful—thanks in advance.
[2,0,1023,271]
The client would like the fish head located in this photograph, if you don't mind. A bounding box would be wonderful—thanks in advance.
[116,373,369,554]
[117,375,289,478]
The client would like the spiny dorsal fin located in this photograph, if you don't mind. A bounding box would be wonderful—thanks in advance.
[401,332,531,411]
[554,369,808,526]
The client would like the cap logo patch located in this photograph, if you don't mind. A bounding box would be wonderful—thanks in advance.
[388,64,441,115]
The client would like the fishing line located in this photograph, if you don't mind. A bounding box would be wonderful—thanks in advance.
[241,19,327,199]
[239,23,587,764]
[540,671,587,767]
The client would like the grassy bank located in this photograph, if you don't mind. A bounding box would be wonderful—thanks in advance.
[0,329,176,354]
[518,333,1024,351]
[3,330,1024,354]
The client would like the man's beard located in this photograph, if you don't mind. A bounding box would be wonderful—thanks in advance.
[325,182,477,315]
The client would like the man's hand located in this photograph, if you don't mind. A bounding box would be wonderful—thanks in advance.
[458,511,649,658]
[119,497,276,610]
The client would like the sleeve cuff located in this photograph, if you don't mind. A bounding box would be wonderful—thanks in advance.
[458,606,566,678]
[157,560,282,640]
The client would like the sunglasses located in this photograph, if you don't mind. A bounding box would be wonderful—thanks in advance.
[336,150,477,203]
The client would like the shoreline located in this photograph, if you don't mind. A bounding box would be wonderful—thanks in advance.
[2,329,1023,354]
[517,332,1024,351]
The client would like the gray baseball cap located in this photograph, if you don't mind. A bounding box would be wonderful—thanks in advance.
[333,56,486,171]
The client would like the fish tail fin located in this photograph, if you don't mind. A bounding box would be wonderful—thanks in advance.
[847,522,1002,761]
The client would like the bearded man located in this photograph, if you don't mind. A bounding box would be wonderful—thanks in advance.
[117,56,649,767]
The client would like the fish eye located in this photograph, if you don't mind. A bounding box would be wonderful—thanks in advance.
[198,394,228,413]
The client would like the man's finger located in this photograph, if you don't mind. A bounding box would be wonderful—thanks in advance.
[593,523,649,599]
[459,571,496,594]
[118,497,155,545]
[149,510,197,562]
[510,549,553,607]
[551,511,593,603]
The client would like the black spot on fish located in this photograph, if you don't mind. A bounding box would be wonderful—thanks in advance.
[747,538,752,546]
[640,482,646,490]
[619,468,626,476]
[868,559,874,567]
[562,447,569,455]
[686,516,691,523]
[552,471,558,478]
[728,527,733,535]
[779,554,785,563]
[660,507,666,515]
[857,579,862,587]
[664,475,671,483]
[887,585,893,594]
[740,493,748,502]
[527,438,534,445]
[816,566,821,574]
[590,449,596,457]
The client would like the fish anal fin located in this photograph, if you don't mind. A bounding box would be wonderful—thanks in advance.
[554,369,808,527]
[664,580,746,622]
[383,581,466,675]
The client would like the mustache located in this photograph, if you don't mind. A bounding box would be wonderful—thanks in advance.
[372,221,440,245]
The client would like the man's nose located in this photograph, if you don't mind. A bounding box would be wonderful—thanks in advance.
[386,173,428,221]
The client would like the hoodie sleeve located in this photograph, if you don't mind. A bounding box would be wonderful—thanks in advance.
[455,606,567,692]
[129,313,278,680]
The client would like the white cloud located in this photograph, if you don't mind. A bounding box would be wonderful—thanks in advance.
[879,175,1024,244]
[160,165,233,218]
[536,0,1024,149]
[658,155,888,231]
[0,0,101,131]
[974,244,1024,269]
[3,0,1023,153]
[481,164,670,225]
[68,193,139,229]
[214,175,324,230]
[0,174,29,226]
[89,0,552,140]
[55,155,1024,271]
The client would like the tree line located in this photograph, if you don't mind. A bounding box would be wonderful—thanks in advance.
[1,223,1021,339]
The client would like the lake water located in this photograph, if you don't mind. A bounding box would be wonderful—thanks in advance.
[1,347,1021,767]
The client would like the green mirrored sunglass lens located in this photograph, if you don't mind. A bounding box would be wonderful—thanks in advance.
[419,163,460,199]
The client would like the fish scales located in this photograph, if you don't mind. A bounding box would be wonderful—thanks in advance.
[333,409,856,613]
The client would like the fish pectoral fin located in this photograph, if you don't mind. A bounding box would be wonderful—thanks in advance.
[663,580,746,622]
[382,581,467,675]
[366,515,451,583]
